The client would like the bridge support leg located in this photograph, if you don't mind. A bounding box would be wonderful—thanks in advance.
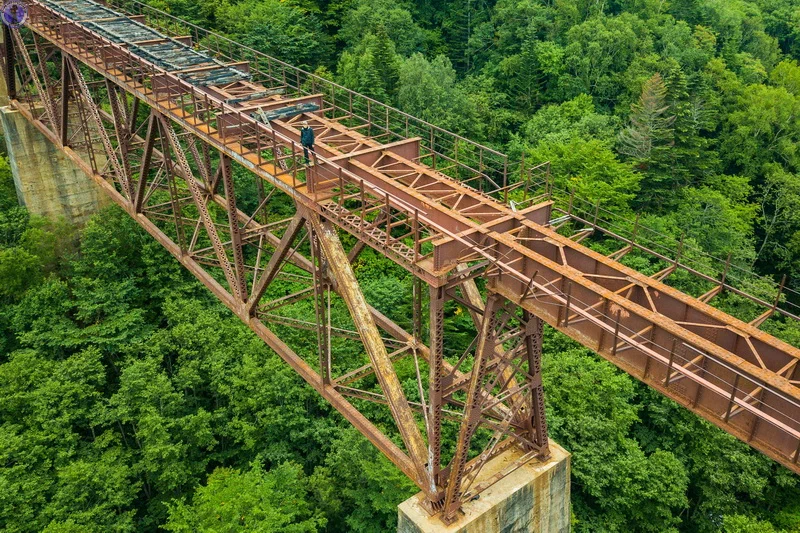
[0,106,109,223]
[398,444,570,533]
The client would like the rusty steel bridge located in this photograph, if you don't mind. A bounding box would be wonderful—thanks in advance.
[3,0,800,523]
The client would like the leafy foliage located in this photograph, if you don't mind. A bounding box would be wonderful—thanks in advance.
[3,0,800,531]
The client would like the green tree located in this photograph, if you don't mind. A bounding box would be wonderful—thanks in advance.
[324,428,417,533]
[495,38,565,112]
[754,164,800,275]
[529,138,642,212]
[337,0,428,56]
[618,74,676,171]
[673,183,757,258]
[165,462,325,532]
[722,83,800,177]
[662,60,722,186]
[542,343,689,532]
[722,514,780,533]
[396,53,479,135]
[770,59,800,95]
[522,93,620,145]
[337,28,401,102]
[561,13,652,105]
[215,0,333,69]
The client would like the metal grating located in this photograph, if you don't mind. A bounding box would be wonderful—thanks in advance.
[40,0,250,85]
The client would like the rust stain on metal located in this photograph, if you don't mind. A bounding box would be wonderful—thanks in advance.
[5,0,799,521]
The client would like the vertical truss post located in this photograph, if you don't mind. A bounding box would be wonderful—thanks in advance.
[523,311,549,456]
[128,97,140,135]
[427,284,445,504]
[157,116,187,253]
[412,277,423,343]
[311,215,431,490]
[134,112,156,213]
[59,53,69,147]
[309,225,331,384]
[105,80,133,199]
[254,172,269,224]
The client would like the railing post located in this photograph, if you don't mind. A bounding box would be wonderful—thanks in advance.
[413,209,420,263]
[430,127,436,170]
[568,188,575,216]
[256,125,262,166]
[360,179,366,229]
[675,233,685,266]
[502,157,509,204]
[664,339,678,386]
[291,142,297,187]
[724,374,741,422]
[338,168,344,206]
[720,252,732,292]
[385,192,391,245]
[593,201,600,228]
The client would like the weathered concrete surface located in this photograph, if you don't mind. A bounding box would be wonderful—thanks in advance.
[0,65,8,108]
[0,106,109,224]
[398,443,570,533]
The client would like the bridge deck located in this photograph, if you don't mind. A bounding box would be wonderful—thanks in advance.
[7,0,800,517]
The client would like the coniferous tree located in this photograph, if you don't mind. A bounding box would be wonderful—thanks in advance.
[372,25,401,98]
[661,60,721,189]
[618,73,676,207]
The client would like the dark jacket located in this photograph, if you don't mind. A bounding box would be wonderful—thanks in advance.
[300,126,315,147]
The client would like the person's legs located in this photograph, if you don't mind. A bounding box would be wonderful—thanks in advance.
[303,145,310,164]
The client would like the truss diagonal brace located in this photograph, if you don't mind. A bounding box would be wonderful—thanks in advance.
[159,115,242,302]
[442,293,500,523]
[247,213,306,316]
[11,28,56,130]
[309,213,432,492]
[220,154,248,302]
[457,266,531,424]
[64,57,130,197]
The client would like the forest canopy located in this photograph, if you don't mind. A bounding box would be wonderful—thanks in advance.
[2,0,800,532]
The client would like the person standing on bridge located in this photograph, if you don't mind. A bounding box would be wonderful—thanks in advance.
[300,121,315,165]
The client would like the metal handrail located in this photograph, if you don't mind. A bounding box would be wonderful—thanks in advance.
[106,0,511,182]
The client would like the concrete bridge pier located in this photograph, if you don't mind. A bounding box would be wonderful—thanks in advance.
[0,106,109,224]
[398,444,571,533]
[0,27,107,223]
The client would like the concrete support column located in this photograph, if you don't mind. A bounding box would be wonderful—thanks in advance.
[398,444,570,533]
[0,106,109,224]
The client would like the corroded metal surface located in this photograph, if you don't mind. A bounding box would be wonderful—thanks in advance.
[3,0,798,524]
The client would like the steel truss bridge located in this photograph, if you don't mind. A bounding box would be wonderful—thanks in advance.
[3,0,799,523]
